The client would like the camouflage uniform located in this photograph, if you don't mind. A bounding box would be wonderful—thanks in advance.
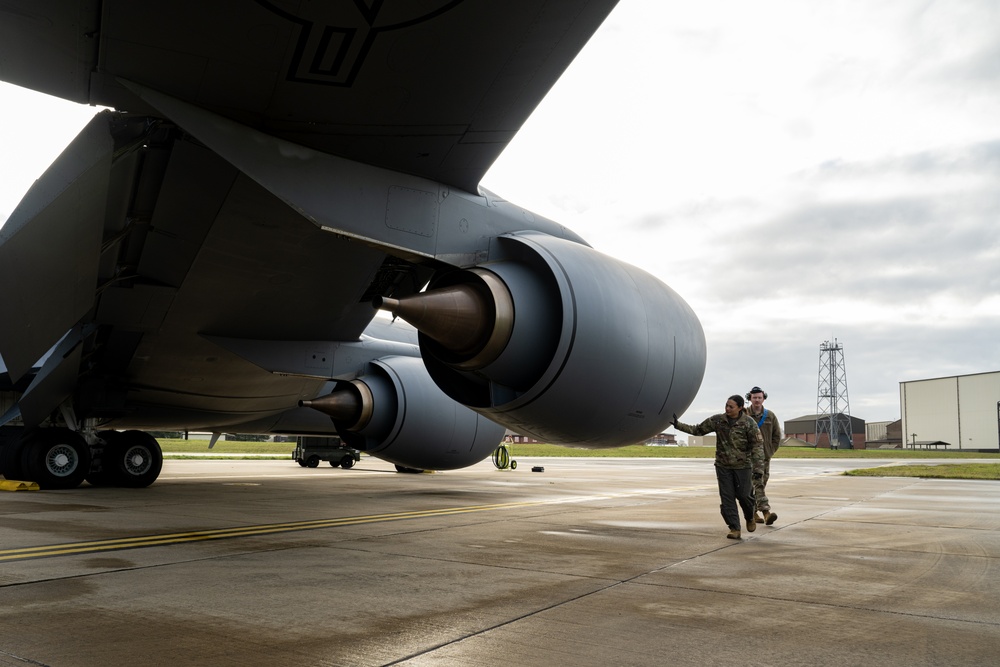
[747,406,781,514]
[676,413,764,532]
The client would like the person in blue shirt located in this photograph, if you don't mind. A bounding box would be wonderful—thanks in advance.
[746,386,781,525]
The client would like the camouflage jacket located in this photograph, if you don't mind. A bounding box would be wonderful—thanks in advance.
[746,407,782,459]
[676,413,764,473]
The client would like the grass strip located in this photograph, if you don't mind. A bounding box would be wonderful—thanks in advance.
[845,463,1000,480]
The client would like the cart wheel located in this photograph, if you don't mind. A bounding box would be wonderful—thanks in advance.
[510,460,517,469]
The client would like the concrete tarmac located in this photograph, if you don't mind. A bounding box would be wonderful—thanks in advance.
[1,456,998,666]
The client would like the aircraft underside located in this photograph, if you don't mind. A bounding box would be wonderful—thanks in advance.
[0,0,707,490]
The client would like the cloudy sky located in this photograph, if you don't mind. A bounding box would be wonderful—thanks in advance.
[2,0,998,429]
[485,0,1000,427]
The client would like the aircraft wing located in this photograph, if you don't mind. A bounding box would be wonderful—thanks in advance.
[0,0,618,194]
[0,1,707,489]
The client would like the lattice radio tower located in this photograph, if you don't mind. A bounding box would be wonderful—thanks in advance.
[815,338,853,449]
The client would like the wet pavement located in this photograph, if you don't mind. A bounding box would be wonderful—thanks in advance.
[2,456,998,666]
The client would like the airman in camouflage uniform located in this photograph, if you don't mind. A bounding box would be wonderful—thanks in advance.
[746,386,781,526]
[675,395,764,539]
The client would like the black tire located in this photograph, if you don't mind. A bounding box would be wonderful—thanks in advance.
[340,456,355,469]
[296,459,308,467]
[394,464,423,473]
[0,438,28,481]
[306,455,320,468]
[100,431,163,488]
[20,429,91,490]
[510,460,517,470]
[329,459,338,467]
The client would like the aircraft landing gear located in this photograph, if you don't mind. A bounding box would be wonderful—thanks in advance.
[88,431,163,488]
[18,428,92,490]
[2,428,164,489]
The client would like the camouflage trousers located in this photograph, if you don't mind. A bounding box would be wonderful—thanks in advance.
[753,457,772,512]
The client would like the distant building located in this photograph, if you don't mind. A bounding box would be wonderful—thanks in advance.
[900,371,1000,451]
[866,419,902,449]
[503,431,541,444]
[866,421,891,442]
[646,433,677,446]
[784,414,867,449]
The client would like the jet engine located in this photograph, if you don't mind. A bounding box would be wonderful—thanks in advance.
[300,355,505,470]
[375,232,706,447]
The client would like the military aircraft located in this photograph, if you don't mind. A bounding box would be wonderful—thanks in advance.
[0,0,705,489]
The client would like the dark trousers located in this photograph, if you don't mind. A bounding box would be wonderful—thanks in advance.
[716,465,755,530]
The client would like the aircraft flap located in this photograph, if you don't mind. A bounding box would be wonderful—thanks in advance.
[0,112,112,382]
[120,80,443,259]
[16,324,94,427]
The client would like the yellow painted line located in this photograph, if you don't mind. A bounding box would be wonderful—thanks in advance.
[0,484,724,563]
[0,498,575,563]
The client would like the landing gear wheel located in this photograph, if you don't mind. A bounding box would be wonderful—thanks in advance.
[306,455,320,468]
[0,438,28,481]
[340,456,355,469]
[20,429,91,490]
[394,464,423,473]
[94,431,163,488]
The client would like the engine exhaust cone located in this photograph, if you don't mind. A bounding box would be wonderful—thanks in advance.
[373,285,491,356]
[373,270,515,369]
[299,382,373,431]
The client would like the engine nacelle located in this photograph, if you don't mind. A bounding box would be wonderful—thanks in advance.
[301,355,505,470]
[378,232,706,447]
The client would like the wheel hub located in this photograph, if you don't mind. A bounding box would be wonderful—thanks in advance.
[45,445,78,477]
[123,447,151,475]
